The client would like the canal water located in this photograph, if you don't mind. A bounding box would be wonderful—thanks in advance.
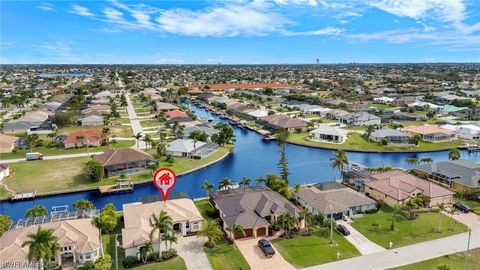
[2,104,480,220]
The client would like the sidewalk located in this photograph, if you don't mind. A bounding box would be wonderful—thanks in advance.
[125,94,146,149]
[337,220,385,255]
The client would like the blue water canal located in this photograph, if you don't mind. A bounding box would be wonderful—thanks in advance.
[2,103,480,220]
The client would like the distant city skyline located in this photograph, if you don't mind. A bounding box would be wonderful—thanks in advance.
[2,0,480,64]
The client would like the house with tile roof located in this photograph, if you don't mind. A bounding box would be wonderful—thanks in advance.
[213,188,299,239]
[309,124,347,143]
[370,128,415,145]
[0,134,19,153]
[64,129,106,149]
[404,124,457,142]
[0,219,100,268]
[165,109,188,119]
[257,114,308,132]
[122,198,203,257]
[364,169,454,207]
[93,148,157,176]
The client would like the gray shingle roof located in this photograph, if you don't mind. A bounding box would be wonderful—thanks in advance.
[415,160,480,188]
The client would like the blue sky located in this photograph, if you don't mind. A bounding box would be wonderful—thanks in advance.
[1,0,480,64]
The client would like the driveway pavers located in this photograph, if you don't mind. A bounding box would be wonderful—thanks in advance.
[235,237,296,270]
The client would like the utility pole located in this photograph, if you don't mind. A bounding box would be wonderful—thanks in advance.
[465,228,471,270]
[329,203,334,245]
[115,234,121,270]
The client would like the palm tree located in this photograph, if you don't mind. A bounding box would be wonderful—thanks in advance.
[279,213,298,238]
[446,206,459,230]
[132,132,142,149]
[156,143,166,158]
[293,184,301,194]
[330,150,348,179]
[164,232,178,250]
[22,227,60,268]
[102,127,111,144]
[149,210,173,261]
[218,177,232,191]
[143,134,152,150]
[405,157,419,165]
[391,204,403,231]
[255,176,266,187]
[26,134,40,152]
[365,125,376,142]
[225,224,245,248]
[420,157,433,164]
[197,219,223,248]
[137,242,154,263]
[448,148,461,160]
[91,216,105,256]
[201,180,214,196]
[436,202,446,233]
[240,177,251,193]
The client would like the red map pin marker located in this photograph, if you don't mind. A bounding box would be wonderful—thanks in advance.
[153,168,177,202]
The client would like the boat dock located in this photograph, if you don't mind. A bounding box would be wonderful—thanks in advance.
[463,142,480,152]
[11,191,37,200]
[99,180,134,194]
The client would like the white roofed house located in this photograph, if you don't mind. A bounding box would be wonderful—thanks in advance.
[122,199,203,257]
[166,138,214,158]
[373,96,394,104]
[0,219,101,269]
[441,124,480,140]
[309,124,347,143]
[339,112,381,126]
[246,109,269,119]
[370,128,415,145]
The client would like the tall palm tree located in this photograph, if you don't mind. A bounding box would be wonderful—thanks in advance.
[420,157,433,164]
[22,227,60,268]
[330,150,348,180]
[436,202,446,233]
[448,148,461,160]
[391,204,403,231]
[365,125,376,142]
[102,127,111,144]
[149,210,172,261]
[255,176,266,187]
[201,180,214,196]
[198,219,223,248]
[218,177,232,191]
[405,157,419,165]
[240,177,251,193]
[164,232,178,250]
[132,132,142,149]
[278,213,298,238]
[143,134,152,150]
[156,143,166,158]
[225,224,245,248]
[91,216,105,256]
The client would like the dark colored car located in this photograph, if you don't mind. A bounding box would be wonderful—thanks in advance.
[453,203,471,213]
[337,224,350,236]
[258,239,275,257]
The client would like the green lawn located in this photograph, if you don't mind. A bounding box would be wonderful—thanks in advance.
[127,257,187,270]
[0,187,11,199]
[1,140,135,160]
[351,208,468,249]
[272,229,361,268]
[389,248,480,270]
[55,125,133,138]
[288,132,464,152]
[141,120,162,127]
[371,104,396,109]
[194,200,251,270]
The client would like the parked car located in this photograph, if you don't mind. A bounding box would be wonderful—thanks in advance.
[336,224,350,236]
[258,239,275,257]
[453,203,471,213]
[26,152,44,161]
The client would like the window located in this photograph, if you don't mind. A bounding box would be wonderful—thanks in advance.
[186,222,190,229]
[86,253,91,260]
[93,250,97,257]
[79,255,83,260]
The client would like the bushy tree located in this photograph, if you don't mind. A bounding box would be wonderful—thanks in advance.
[0,215,12,237]
[26,205,48,217]
[73,199,94,211]
[265,173,289,198]
[87,159,105,182]
[94,254,112,270]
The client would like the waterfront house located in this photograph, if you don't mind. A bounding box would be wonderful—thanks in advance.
[391,112,427,122]
[122,198,203,257]
[166,139,208,157]
[373,96,394,104]
[441,124,480,140]
[0,134,18,153]
[364,169,455,207]
[309,124,347,143]
[293,185,376,220]
[246,109,269,119]
[257,114,308,132]
[93,148,157,176]
[325,109,350,120]
[182,125,218,140]
[64,129,106,149]
[413,160,480,191]
[155,102,179,112]
[0,219,100,268]
[339,112,381,126]
[404,124,457,142]
[165,109,188,119]
[370,128,415,145]
[78,115,104,126]
[214,188,299,239]
[0,164,10,181]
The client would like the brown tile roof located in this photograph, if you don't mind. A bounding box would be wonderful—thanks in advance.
[93,148,155,166]
[64,129,105,144]
[0,134,18,148]
[166,109,188,119]
[259,114,307,129]
[366,169,455,201]
[404,124,454,135]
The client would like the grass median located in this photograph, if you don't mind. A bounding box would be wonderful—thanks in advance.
[388,248,480,270]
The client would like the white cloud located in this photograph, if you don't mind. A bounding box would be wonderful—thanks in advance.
[70,5,94,17]
[38,4,56,12]
[42,41,72,54]
[283,27,344,36]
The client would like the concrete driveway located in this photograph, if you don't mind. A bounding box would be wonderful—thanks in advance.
[235,237,296,270]
[447,211,480,230]
[172,236,212,270]
[337,221,385,255]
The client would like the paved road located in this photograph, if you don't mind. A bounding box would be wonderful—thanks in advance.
[337,220,385,255]
[0,151,104,164]
[305,229,480,270]
[174,236,212,270]
[125,94,146,149]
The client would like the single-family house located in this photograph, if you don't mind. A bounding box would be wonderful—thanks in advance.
[166,139,208,157]
[257,114,308,132]
[122,198,203,257]
[391,112,427,122]
[364,169,455,207]
[78,115,104,126]
[373,96,394,104]
[413,160,480,191]
[325,109,350,120]
[165,109,188,119]
[214,188,299,239]
[155,102,179,112]
[93,148,157,176]
[246,109,269,119]
[182,125,218,140]
[370,128,415,145]
[0,219,101,267]
[309,124,347,143]
[0,164,10,181]
[441,124,480,140]
[0,134,18,153]
[293,185,376,220]
[64,129,106,149]
[339,112,381,126]
[404,124,457,142]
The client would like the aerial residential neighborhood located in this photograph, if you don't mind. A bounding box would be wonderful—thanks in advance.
[1,1,480,270]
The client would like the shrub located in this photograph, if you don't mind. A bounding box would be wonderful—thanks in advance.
[122,256,138,268]
[366,208,379,214]
[381,138,388,145]
[82,260,95,270]
[162,249,177,260]
[147,252,160,262]
[205,208,220,219]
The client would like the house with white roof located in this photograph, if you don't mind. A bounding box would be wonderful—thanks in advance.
[166,139,207,157]
[309,124,347,143]
[247,109,269,119]
[441,124,480,140]
[373,96,395,104]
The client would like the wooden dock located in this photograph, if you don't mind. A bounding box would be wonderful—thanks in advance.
[11,191,37,200]
[99,181,133,194]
